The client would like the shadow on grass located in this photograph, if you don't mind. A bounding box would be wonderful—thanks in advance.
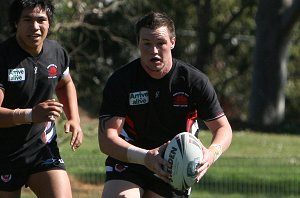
[227,119,300,135]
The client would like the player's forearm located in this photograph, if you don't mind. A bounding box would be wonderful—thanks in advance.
[0,108,18,127]
[206,116,232,162]
[0,91,19,127]
[98,117,148,164]
[98,129,134,162]
[209,128,232,163]
[210,126,232,151]
[0,107,33,127]
[56,80,80,123]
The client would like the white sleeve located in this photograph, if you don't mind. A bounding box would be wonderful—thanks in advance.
[62,67,70,78]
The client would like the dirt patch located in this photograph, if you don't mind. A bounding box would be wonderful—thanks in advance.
[21,175,103,197]
[70,175,103,197]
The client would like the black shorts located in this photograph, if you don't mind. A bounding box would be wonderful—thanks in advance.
[0,139,66,191]
[105,157,190,198]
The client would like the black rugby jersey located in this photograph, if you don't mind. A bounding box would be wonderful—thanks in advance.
[0,37,69,171]
[100,58,224,149]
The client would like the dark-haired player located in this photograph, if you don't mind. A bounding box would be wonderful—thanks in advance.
[0,0,83,197]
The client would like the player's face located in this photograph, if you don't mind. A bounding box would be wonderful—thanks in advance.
[16,6,49,56]
[138,26,176,79]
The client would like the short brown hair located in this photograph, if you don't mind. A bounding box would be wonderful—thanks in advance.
[135,12,176,43]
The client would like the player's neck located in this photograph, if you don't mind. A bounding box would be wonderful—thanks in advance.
[16,36,43,56]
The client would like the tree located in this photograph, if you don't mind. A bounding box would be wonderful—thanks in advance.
[3,0,299,127]
[0,0,11,41]
[51,0,258,118]
[249,0,300,128]
[188,0,257,122]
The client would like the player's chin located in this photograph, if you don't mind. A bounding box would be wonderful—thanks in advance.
[147,63,164,72]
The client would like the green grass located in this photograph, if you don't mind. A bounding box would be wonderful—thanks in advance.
[69,120,300,196]
[22,118,300,197]
[199,129,300,158]
[58,118,107,183]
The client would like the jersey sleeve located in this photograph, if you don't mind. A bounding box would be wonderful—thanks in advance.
[62,67,70,78]
[193,75,224,121]
[47,39,70,80]
[0,48,7,92]
[60,47,70,79]
[0,63,5,91]
[99,73,128,118]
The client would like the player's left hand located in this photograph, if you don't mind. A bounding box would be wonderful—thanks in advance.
[64,120,83,151]
[195,146,214,182]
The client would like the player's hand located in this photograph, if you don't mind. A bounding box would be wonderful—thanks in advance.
[32,99,63,122]
[144,142,170,183]
[64,119,83,151]
[195,146,214,182]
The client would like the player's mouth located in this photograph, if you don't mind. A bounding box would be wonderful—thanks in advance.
[29,34,41,39]
[150,57,162,63]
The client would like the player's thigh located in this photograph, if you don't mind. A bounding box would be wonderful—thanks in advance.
[101,180,144,198]
[27,169,72,198]
[0,190,21,198]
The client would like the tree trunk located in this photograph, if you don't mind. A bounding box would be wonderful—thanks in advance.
[0,0,11,41]
[193,0,212,72]
[249,0,300,128]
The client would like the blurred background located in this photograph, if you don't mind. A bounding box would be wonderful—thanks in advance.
[1,0,300,197]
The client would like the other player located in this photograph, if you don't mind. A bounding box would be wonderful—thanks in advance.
[0,0,83,197]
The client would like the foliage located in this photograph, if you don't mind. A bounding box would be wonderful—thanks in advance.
[50,0,258,119]
[201,0,257,121]
[286,22,300,123]
[1,0,300,126]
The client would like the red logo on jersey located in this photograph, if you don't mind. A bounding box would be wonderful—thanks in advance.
[47,64,58,78]
[173,92,189,107]
[1,174,12,183]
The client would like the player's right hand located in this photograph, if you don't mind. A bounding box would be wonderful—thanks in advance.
[144,142,170,183]
[32,99,63,122]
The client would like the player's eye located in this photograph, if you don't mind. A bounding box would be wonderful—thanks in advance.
[143,42,151,46]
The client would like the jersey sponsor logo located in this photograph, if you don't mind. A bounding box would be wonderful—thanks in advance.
[173,92,189,107]
[129,91,149,105]
[47,64,58,79]
[1,174,12,183]
[8,68,25,82]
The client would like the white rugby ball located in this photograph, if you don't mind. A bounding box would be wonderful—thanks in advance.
[163,132,203,191]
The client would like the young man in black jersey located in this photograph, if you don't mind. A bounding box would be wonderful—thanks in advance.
[98,12,232,197]
[0,0,83,197]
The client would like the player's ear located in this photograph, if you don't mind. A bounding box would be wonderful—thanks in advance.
[170,37,176,49]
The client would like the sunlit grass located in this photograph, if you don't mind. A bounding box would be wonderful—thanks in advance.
[22,117,300,197]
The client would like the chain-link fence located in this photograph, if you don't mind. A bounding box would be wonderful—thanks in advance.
[22,156,300,197]
[195,157,300,197]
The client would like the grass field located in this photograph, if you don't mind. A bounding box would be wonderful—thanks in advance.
[21,116,300,197]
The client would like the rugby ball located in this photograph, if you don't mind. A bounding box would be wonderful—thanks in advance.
[163,132,203,191]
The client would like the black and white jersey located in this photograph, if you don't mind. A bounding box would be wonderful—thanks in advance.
[0,36,69,171]
[100,58,224,149]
